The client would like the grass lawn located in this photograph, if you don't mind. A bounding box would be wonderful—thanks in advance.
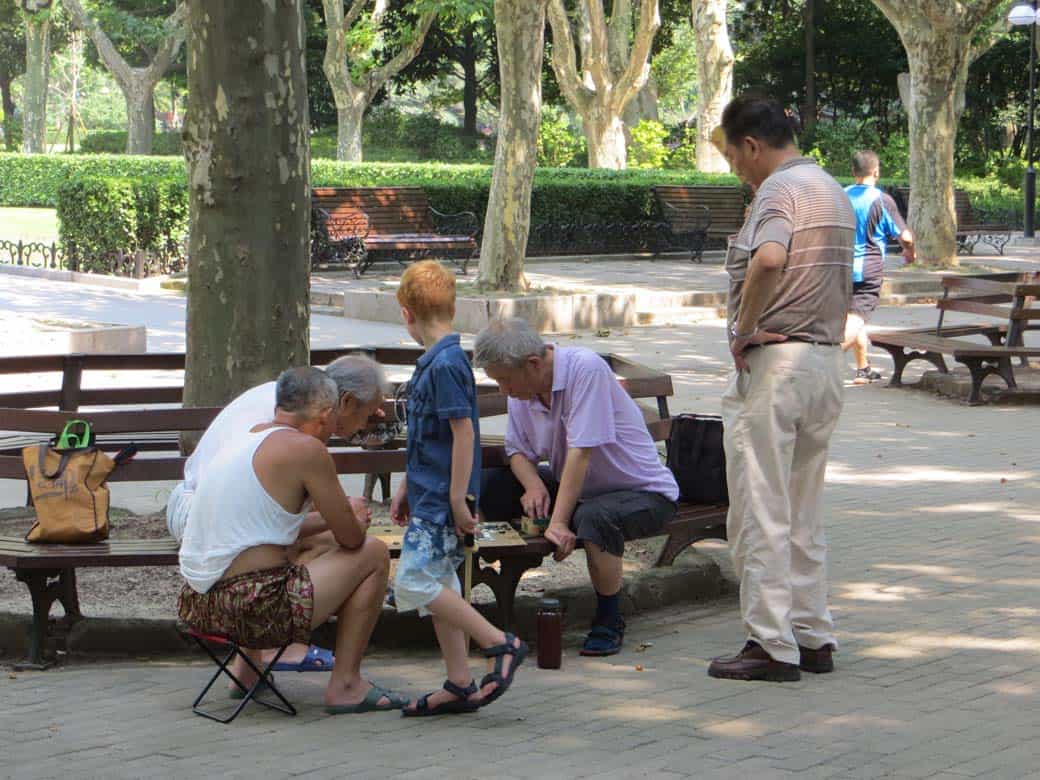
[0,207,60,243]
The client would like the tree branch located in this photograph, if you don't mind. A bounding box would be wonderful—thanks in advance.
[547,0,590,109]
[583,0,612,94]
[62,0,133,88]
[363,10,437,100]
[143,3,187,85]
[611,0,659,114]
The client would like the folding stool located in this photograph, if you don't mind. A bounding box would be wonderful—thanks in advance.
[187,627,297,723]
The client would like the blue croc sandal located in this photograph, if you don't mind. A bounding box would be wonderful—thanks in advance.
[271,644,335,672]
[579,618,625,657]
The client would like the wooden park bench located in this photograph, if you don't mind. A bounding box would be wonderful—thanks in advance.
[0,350,727,667]
[894,187,1014,256]
[869,272,1040,403]
[652,184,747,262]
[311,186,479,277]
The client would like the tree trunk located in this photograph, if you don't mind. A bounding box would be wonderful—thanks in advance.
[182,0,311,425]
[547,0,660,171]
[803,0,817,137]
[476,0,547,292]
[63,0,186,156]
[691,0,733,174]
[584,109,628,169]
[903,37,967,267]
[462,26,478,136]
[22,13,50,154]
[0,76,16,152]
[872,0,1010,267]
[335,102,364,162]
[322,1,436,163]
[124,76,157,155]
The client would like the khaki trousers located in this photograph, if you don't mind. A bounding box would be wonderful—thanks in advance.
[721,341,843,664]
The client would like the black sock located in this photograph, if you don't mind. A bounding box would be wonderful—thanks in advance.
[595,590,620,624]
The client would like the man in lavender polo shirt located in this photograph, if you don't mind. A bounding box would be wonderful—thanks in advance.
[475,318,678,656]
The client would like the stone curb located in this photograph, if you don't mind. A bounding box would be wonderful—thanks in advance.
[0,550,731,660]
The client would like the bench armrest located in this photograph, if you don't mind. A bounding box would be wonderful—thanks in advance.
[429,206,479,238]
[661,201,711,232]
[325,209,371,241]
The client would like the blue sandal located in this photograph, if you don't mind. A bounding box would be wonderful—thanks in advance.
[478,633,528,708]
[271,644,335,672]
[579,618,625,657]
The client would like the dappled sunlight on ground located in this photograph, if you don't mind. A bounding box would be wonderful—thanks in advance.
[836,582,927,602]
[855,632,1040,659]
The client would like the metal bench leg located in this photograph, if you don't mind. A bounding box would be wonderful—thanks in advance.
[654,522,728,568]
[470,552,545,631]
[879,346,947,387]
[13,569,66,669]
[961,357,1017,405]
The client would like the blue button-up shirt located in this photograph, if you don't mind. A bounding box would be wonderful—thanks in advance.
[405,333,481,525]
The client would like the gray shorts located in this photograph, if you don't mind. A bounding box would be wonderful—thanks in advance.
[480,466,677,557]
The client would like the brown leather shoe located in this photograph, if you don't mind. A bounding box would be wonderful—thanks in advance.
[707,641,801,682]
[798,644,834,673]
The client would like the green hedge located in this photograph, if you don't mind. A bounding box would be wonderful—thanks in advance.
[80,130,184,156]
[1,153,187,207]
[57,176,188,273]
[7,151,1022,230]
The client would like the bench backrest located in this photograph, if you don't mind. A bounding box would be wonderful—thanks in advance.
[652,185,746,238]
[937,273,1040,342]
[893,187,989,228]
[312,187,434,236]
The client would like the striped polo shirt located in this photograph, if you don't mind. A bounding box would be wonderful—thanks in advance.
[726,157,856,345]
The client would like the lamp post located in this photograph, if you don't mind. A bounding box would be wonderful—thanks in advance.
[1010,2,1039,238]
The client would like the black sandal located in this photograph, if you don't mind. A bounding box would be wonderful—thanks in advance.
[401,679,480,717]
[478,633,529,708]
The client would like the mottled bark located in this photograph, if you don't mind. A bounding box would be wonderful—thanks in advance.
[63,0,186,155]
[547,0,661,169]
[322,0,436,162]
[22,11,50,153]
[476,0,548,291]
[182,0,311,427]
[691,0,733,174]
[872,0,1009,267]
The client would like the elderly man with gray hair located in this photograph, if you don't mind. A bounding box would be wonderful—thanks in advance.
[179,366,406,713]
[476,318,679,656]
[167,354,387,672]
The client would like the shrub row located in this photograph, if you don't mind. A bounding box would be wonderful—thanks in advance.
[56,176,188,273]
[79,130,185,156]
[0,151,738,208]
[13,152,1023,240]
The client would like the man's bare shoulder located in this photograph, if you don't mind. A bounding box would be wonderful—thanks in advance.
[260,427,329,464]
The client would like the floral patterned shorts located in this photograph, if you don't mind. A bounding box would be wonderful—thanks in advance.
[393,516,464,616]
[178,564,314,648]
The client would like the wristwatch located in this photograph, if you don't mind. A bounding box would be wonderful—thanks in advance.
[729,325,758,341]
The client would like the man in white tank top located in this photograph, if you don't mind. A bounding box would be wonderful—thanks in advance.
[178,367,407,713]
[167,355,386,671]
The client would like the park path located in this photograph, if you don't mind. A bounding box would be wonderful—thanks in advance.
[1,261,1039,779]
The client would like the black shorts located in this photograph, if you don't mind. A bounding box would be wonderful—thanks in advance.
[851,279,881,320]
[480,466,677,557]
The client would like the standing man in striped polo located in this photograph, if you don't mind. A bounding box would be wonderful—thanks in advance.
[708,94,856,682]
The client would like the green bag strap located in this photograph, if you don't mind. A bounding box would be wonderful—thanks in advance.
[56,419,92,450]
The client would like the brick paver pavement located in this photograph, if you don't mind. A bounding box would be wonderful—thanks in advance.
[2,302,1039,780]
